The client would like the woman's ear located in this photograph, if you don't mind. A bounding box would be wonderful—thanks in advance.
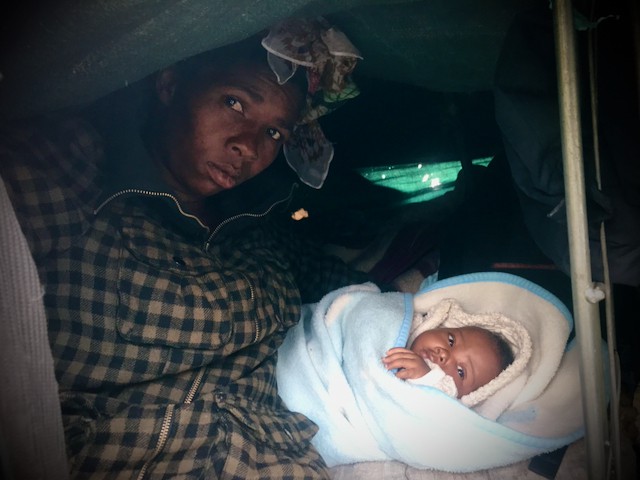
[156,68,178,106]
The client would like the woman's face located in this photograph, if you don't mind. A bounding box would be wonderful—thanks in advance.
[159,62,304,202]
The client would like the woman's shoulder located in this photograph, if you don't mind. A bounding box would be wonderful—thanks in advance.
[0,112,106,259]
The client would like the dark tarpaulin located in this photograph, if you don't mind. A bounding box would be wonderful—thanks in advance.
[0,0,537,121]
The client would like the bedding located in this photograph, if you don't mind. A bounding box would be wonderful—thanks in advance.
[276,272,602,472]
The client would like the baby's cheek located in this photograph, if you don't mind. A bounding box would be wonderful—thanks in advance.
[441,365,455,378]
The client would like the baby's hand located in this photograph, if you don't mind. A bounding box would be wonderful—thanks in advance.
[382,347,430,380]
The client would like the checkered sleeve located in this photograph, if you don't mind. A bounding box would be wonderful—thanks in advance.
[0,116,105,260]
[271,222,373,303]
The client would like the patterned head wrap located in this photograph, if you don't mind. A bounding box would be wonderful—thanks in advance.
[261,17,362,188]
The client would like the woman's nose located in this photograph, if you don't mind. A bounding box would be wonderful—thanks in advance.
[228,131,259,159]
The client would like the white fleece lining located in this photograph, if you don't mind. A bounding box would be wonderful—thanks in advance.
[413,276,572,420]
[409,299,532,410]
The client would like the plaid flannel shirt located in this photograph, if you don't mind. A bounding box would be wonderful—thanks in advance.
[0,115,370,479]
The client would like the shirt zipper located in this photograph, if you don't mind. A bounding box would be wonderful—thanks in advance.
[135,404,174,480]
[94,189,208,229]
[94,184,297,251]
[136,368,206,480]
[204,184,297,250]
[240,272,259,342]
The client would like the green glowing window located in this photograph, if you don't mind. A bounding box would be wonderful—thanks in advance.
[356,157,492,204]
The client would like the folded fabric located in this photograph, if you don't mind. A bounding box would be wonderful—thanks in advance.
[406,359,457,397]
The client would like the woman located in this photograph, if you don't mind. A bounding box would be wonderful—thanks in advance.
[0,18,366,479]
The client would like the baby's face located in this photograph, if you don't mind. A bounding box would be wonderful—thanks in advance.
[410,326,501,397]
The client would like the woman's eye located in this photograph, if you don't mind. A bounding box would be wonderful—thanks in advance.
[225,96,243,113]
[267,127,282,141]
[448,333,454,347]
[457,366,465,379]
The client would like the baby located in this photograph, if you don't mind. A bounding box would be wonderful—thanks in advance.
[383,321,514,398]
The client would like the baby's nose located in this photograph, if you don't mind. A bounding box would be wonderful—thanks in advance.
[435,347,450,364]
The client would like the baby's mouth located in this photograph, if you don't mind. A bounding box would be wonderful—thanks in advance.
[424,358,439,370]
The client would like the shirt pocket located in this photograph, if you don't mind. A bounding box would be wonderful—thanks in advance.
[224,402,320,458]
[115,217,251,351]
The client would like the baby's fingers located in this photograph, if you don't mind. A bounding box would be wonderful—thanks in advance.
[383,351,412,364]
[382,348,413,365]
[394,367,420,380]
[385,347,413,356]
[382,357,405,371]
[382,353,417,371]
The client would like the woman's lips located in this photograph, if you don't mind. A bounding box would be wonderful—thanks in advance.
[207,162,238,189]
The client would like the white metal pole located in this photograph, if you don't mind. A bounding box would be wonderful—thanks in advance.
[551,1,608,479]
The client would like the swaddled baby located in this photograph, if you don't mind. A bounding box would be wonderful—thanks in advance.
[383,301,515,400]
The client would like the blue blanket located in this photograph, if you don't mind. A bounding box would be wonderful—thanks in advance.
[276,277,586,472]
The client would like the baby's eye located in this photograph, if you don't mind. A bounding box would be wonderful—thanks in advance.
[266,127,282,141]
[224,96,243,113]
[457,366,465,379]
[448,333,454,347]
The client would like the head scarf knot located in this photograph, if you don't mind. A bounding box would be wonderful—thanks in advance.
[262,17,362,188]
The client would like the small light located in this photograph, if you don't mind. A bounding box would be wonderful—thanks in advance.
[417,164,423,169]
[421,173,430,183]
[381,174,386,179]
[430,178,441,188]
